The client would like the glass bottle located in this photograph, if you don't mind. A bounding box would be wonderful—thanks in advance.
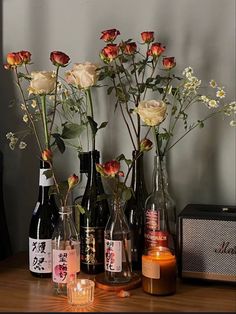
[73,152,90,232]
[52,206,80,295]
[144,155,176,254]
[104,198,132,284]
[125,150,148,270]
[80,150,110,274]
[29,159,59,278]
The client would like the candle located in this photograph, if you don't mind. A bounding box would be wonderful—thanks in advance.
[142,247,176,295]
[67,279,95,306]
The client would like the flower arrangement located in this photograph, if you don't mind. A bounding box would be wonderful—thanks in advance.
[99,29,236,161]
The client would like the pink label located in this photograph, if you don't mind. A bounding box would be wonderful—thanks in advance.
[52,249,77,283]
[105,240,122,272]
[145,209,160,230]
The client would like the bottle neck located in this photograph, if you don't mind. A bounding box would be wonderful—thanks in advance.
[58,206,73,220]
[130,150,147,195]
[38,160,54,204]
[152,155,169,193]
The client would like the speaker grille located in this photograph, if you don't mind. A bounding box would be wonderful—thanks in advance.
[182,219,236,275]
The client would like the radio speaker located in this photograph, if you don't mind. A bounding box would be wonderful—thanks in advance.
[178,204,236,282]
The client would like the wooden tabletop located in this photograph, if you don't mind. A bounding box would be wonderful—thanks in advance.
[0,252,235,312]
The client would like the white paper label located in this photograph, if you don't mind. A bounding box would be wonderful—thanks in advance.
[39,169,54,187]
[52,249,77,283]
[105,239,122,272]
[29,238,52,273]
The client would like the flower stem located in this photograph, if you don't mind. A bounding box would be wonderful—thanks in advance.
[86,88,95,151]
[49,65,60,140]
[41,95,49,149]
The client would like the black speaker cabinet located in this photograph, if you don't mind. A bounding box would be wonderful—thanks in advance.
[178,204,236,282]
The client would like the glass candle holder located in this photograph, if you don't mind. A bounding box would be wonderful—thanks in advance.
[67,279,95,306]
[142,247,176,295]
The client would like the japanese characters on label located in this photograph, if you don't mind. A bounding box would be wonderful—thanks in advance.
[81,226,104,265]
[29,238,52,273]
[105,240,122,272]
[52,249,77,283]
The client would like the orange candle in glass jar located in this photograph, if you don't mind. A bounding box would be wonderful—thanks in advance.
[142,247,176,295]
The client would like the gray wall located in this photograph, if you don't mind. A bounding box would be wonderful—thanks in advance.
[1,0,235,253]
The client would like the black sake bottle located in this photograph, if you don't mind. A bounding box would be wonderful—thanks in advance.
[29,160,59,278]
[80,150,109,274]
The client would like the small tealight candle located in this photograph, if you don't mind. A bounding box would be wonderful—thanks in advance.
[142,247,176,295]
[67,279,95,306]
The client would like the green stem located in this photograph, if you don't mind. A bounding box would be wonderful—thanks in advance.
[49,65,60,140]
[86,88,95,151]
[41,95,49,149]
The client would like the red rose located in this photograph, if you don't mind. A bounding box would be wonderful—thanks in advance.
[41,149,53,162]
[100,44,119,62]
[103,160,121,177]
[50,51,70,67]
[141,31,154,43]
[121,42,137,55]
[162,57,176,69]
[147,42,166,57]
[6,52,22,66]
[19,51,31,64]
[100,29,120,42]
[140,138,153,152]
[68,174,79,189]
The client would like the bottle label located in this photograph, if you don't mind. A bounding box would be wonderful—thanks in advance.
[52,249,77,283]
[145,209,160,230]
[39,169,54,187]
[29,238,52,273]
[104,239,122,272]
[80,226,104,265]
[142,255,160,279]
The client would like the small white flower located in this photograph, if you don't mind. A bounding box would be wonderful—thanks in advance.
[23,114,29,123]
[10,137,18,145]
[208,99,219,108]
[209,80,217,88]
[200,95,209,103]
[6,132,14,139]
[230,120,236,127]
[9,142,15,150]
[229,101,236,112]
[182,67,193,76]
[19,141,27,149]
[20,104,26,110]
[49,95,54,101]
[216,88,226,99]
[31,100,37,108]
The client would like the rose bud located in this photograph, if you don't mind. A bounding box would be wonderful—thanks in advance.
[50,51,70,67]
[4,64,12,70]
[41,149,53,162]
[140,138,153,152]
[121,42,137,55]
[100,29,120,42]
[100,44,119,63]
[6,52,22,66]
[19,50,31,64]
[141,31,154,43]
[163,57,176,70]
[68,174,79,189]
[96,163,106,176]
[103,160,121,177]
[147,42,166,57]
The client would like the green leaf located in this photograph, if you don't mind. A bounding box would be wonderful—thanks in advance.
[98,121,108,130]
[75,203,85,215]
[17,72,31,80]
[61,123,86,139]
[122,187,132,201]
[87,116,98,135]
[107,86,114,95]
[42,169,53,179]
[52,133,65,153]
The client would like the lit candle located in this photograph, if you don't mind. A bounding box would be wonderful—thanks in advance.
[142,247,176,295]
[67,279,95,306]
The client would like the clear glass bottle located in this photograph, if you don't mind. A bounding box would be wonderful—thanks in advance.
[52,206,80,295]
[29,160,59,278]
[144,156,176,253]
[80,150,109,274]
[104,199,132,284]
[125,150,148,270]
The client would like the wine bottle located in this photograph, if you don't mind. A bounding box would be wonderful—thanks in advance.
[52,205,80,295]
[80,150,110,274]
[144,155,176,253]
[29,159,59,278]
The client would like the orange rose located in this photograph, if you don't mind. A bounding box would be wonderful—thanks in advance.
[50,51,70,67]
[41,149,53,162]
[96,160,123,177]
[100,44,119,63]
[163,57,176,69]
[120,42,137,55]
[100,29,120,42]
[141,31,154,43]
[6,52,22,66]
[147,43,166,57]
[68,174,79,189]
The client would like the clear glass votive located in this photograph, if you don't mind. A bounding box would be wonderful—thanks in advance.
[67,279,95,306]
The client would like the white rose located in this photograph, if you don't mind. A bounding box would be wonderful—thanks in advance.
[136,100,167,126]
[65,62,98,89]
[29,71,56,95]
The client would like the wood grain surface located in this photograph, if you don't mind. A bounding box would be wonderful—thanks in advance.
[0,252,235,312]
